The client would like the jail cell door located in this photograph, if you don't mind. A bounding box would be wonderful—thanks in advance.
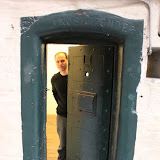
[67,45,114,160]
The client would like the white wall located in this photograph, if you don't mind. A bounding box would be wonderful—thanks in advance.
[0,0,160,159]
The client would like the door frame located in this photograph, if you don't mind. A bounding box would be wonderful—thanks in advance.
[21,9,143,160]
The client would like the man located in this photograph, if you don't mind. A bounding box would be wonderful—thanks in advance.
[51,52,68,160]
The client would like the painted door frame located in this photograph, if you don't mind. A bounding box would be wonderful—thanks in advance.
[21,9,143,160]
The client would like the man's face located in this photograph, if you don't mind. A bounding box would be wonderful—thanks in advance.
[55,53,68,72]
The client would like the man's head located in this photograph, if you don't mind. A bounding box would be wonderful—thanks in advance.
[55,52,68,74]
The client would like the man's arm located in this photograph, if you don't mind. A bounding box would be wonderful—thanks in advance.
[51,77,59,103]
[52,84,59,103]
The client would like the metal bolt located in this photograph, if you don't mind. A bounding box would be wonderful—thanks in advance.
[106,90,109,93]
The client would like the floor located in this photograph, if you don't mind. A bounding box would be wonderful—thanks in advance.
[46,114,59,160]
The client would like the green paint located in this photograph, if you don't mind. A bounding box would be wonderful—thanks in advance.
[21,9,143,160]
[128,94,135,101]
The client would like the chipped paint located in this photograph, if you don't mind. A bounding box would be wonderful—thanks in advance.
[21,17,40,35]
[131,108,138,115]
[128,94,135,101]
[23,63,35,83]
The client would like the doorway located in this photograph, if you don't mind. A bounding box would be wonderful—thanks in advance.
[21,9,143,160]
[46,44,116,160]
[43,34,121,160]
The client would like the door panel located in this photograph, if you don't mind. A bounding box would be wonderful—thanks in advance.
[67,45,114,160]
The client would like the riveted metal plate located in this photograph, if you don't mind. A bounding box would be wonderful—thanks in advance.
[77,91,97,115]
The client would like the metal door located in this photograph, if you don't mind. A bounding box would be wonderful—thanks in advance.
[67,45,114,160]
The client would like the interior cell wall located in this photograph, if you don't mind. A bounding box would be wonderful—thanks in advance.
[0,0,160,160]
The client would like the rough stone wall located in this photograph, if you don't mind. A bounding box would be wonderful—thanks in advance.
[0,0,160,159]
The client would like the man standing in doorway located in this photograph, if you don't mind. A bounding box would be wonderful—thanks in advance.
[51,52,68,160]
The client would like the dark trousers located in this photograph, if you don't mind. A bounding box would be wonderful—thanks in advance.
[57,115,67,160]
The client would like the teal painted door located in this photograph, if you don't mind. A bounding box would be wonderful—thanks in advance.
[67,45,114,160]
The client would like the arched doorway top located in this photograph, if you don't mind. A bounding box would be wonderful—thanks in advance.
[21,9,143,40]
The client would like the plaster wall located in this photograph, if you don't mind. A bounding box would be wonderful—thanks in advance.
[0,0,160,159]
